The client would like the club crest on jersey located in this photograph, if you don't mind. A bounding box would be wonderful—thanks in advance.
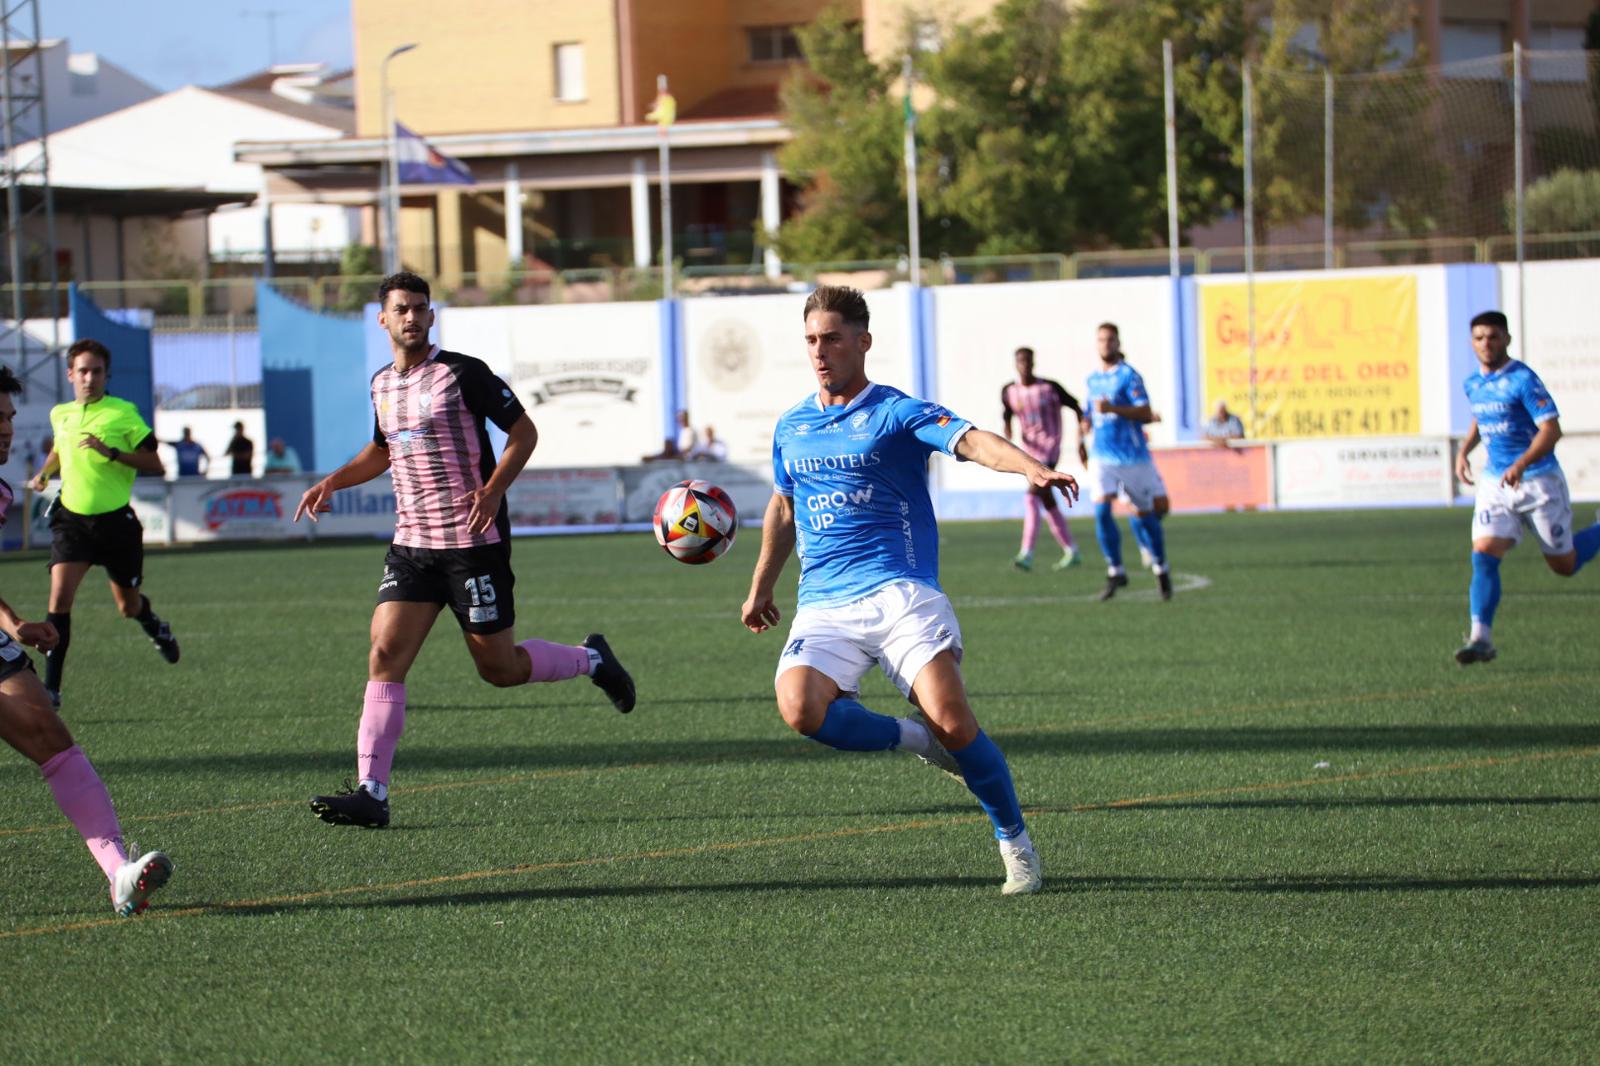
[851,411,869,430]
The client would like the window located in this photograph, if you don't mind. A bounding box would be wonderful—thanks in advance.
[747,25,803,63]
[553,42,585,102]
[1529,24,1586,82]
[1440,21,1503,65]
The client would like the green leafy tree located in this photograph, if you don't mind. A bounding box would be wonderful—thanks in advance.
[1511,167,1600,239]
[335,243,382,312]
[775,10,905,262]
[1252,0,1444,237]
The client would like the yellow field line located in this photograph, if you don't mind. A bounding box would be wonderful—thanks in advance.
[3,743,1596,941]
[0,673,1589,840]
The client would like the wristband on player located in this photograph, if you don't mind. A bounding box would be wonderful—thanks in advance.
[107,447,122,463]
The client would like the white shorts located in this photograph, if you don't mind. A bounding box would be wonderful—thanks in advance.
[1472,470,1574,556]
[776,580,963,699]
[1087,459,1168,512]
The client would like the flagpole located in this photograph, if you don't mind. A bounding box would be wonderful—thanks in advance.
[902,54,920,288]
[381,43,417,276]
[657,74,673,299]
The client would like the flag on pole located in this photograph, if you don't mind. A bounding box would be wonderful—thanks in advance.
[645,90,676,130]
[395,122,474,185]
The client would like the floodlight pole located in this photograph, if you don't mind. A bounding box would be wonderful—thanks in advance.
[1163,39,1179,279]
[1512,42,1526,340]
[1243,63,1258,438]
[382,43,418,276]
[903,54,921,288]
[1324,65,1334,270]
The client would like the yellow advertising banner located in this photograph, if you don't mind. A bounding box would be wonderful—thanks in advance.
[1199,274,1420,439]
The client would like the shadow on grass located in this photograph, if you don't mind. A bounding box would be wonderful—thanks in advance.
[194,870,1600,922]
[1060,795,1600,813]
[90,723,1600,777]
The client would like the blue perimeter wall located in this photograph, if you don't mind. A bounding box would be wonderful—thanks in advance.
[70,285,155,427]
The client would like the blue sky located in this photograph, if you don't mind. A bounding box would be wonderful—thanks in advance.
[41,0,352,92]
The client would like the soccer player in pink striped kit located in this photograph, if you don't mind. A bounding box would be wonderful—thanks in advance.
[1001,346,1083,571]
[0,366,172,915]
[295,272,636,828]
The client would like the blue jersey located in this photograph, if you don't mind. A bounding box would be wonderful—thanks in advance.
[772,383,971,608]
[1085,361,1152,464]
[1464,360,1560,477]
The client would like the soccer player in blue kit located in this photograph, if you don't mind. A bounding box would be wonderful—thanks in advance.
[1453,310,1600,665]
[1081,322,1172,601]
[740,285,1079,895]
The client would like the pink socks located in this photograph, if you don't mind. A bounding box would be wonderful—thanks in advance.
[1021,496,1041,554]
[357,681,407,788]
[1043,505,1075,548]
[518,639,590,683]
[39,745,126,881]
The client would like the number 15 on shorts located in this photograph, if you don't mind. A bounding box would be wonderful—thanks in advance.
[465,574,498,623]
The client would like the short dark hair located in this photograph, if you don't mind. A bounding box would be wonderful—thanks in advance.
[67,338,111,369]
[1470,310,1509,331]
[1097,322,1120,336]
[803,285,870,331]
[0,365,21,395]
[377,271,431,307]
[1015,346,1035,359]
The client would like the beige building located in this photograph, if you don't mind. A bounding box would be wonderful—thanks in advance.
[238,0,1594,288]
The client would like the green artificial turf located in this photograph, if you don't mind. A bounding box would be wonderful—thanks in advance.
[1,508,1596,1063]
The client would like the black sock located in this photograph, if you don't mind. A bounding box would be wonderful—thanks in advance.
[135,595,163,637]
[43,611,70,692]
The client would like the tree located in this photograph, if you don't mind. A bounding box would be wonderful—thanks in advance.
[775,9,906,262]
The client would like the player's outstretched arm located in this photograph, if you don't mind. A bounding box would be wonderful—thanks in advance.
[294,442,391,523]
[1454,420,1480,486]
[1094,398,1158,423]
[957,428,1079,504]
[741,493,796,634]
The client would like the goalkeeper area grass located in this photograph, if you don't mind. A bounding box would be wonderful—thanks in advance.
[2,508,1596,1063]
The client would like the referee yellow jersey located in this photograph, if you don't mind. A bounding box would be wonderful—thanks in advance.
[49,396,154,515]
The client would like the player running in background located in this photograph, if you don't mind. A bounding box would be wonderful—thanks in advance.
[294,272,635,828]
[741,285,1078,895]
[1081,322,1172,601]
[1001,346,1082,571]
[0,367,172,915]
[1453,310,1600,665]
[28,339,179,707]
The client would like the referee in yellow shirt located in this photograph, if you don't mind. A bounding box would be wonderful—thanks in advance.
[29,340,179,707]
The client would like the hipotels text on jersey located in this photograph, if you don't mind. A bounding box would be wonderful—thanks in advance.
[784,450,883,474]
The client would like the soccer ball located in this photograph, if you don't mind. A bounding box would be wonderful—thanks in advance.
[653,480,738,564]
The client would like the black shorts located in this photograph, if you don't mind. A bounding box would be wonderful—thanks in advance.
[0,631,36,685]
[377,541,516,635]
[49,504,145,588]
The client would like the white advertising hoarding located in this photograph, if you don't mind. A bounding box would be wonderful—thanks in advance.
[1275,437,1453,508]
[681,288,918,468]
[439,303,665,469]
[931,277,1175,504]
[1500,261,1600,433]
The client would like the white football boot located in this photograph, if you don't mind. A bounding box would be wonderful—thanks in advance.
[1000,841,1043,896]
[112,846,173,917]
[906,710,964,783]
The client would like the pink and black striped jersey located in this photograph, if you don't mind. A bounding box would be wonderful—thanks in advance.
[1001,377,1080,459]
[0,477,12,528]
[371,348,527,549]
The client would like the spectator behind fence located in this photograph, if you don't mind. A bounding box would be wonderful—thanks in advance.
[165,427,209,478]
[642,410,698,462]
[686,425,727,462]
[263,438,303,476]
[1201,401,1245,447]
[225,421,254,476]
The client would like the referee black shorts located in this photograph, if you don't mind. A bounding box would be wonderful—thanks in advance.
[376,541,516,635]
[49,504,145,589]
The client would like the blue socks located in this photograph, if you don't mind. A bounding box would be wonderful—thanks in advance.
[1574,523,1600,573]
[1094,501,1122,568]
[950,730,1026,841]
[1469,551,1501,629]
[811,698,900,752]
[1130,512,1166,567]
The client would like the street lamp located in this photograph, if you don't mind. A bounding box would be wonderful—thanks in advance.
[381,43,418,275]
